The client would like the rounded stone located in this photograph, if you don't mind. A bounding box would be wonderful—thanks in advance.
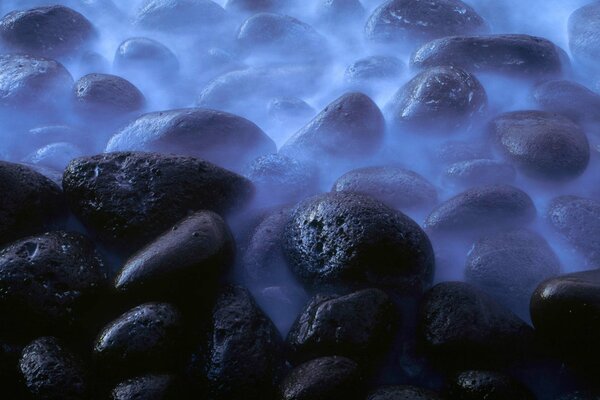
[569,2,600,71]
[345,55,405,84]
[134,0,227,33]
[532,80,600,123]
[447,370,534,400]
[73,73,145,116]
[445,159,516,188]
[111,374,184,400]
[367,385,443,400]
[22,142,84,171]
[113,37,179,79]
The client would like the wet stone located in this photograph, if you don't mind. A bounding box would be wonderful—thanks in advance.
[73,73,145,117]
[134,0,227,34]
[569,2,600,71]
[111,374,185,400]
[113,37,180,80]
[444,159,516,188]
[533,80,600,123]
[367,385,444,400]
[447,370,534,400]
[344,55,405,85]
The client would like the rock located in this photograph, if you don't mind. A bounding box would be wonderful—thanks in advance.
[244,154,319,207]
[19,337,87,399]
[267,97,315,123]
[547,196,600,267]
[444,159,516,188]
[62,152,254,250]
[236,13,327,62]
[317,0,364,24]
[284,192,435,294]
[135,0,227,34]
[280,356,362,400]
[114,211,234,301]
[0,231,107,338]
[203,286,282,399]
[344,55,405,84]
[424,185,536,237]
[411,34,567,78]
[556,392,600,400]
[286,288,398,364]
[447,370,534,400]
[111,374,185,400]
[197,48,244,79]
[0,161,66,247]
[465,229,560,314]
[280,92,385,163]
[531,269,600,369]
[385,66,487,133]
[365,0,487,44]
[73,73,145,117]
[113,37,179,80]
[569,2,600,71]
[433,140,491,165]
[331,166,437,211]
[488,110,590,181]
[0,54,73,114]
[94,303,184,376]
[418,282,534,368]
[23,142,84,171]
[106,109,275,172]
[367,385,443,400]
[0,5,95,59]
[533,80,600,123]
[225,0,280,13]
[23,125,82,150]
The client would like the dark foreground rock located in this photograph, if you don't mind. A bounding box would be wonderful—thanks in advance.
[73,73,145,117]
[111,374,185,400]
[447,370,534,400]
[367,385,443,400]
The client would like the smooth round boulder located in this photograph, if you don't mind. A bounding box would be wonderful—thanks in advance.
[488,110,590,181]
[547,196,600,266]
[418,282,534,368]
[286,288,397,364]
[386,66,487,133]
[344,55,405,84]
[424,185,536,237]
[284,192,435,294]
[114,211,234,301]
[0,161,66,247]
[367,385,443,400]
[62,152,254,251]
[279,356,363,400]
[0,232,106,337]
[23,142,84,171]
[569,2,600,71]
[19,337,87,400]
[111,374,184,400]
[280,92,385,163]
[113,37,179,79]
[134,0,227,33]
[0,5,95,59]
[465,229,560,314]
[533,80,600,123]
[202,286,282,400]
[447,370,534,400]
[106,108,276,172]
[332,166,437,211]
[94,303,184,376]
[365,0,487,44]
[445,159,516,188]
[267,97,315,123]
[411,34,567,78]
[73,73,145,117]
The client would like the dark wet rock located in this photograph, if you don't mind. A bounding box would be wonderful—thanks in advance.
[345,55,405,84]
[0,54,73,113]
[267,97,315,122]
[569,2,600,71]
[94,303,184,376]
[365,0,487,45]
[236,13,327,62]
[465,229,560,314]
[21,163,64,186]
[488,110,590,181]
[284,192,435,294]
[0,232,106,337]
[244,154,319,207]
[62,152,253,250]
[434,140,491,165]
[115,211,234,301]
[226,0,280,13]
[367,385,443,400]
[203,286,282,400]
[547,196,600,266]
[418,282,534,368]
[447,370,534,400]
[279,356,363,400]
[386,66,487,133]
[0,5,95,59]
[280,92,385,163]
[424,185,536,237]
[0,161,66,247]
[445,159,516,188]
[111,374,185,400]
[533,80,600,123]
[113,37,179,79]
[73,73,145,117]
[412,34,567,78]
[286,288,398,364]
[23,142,84,171]
[135,0,227,34]
[531,269,600,369]
[106,109,275,172]
[331,166,437,211]
[19,337,87,399]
